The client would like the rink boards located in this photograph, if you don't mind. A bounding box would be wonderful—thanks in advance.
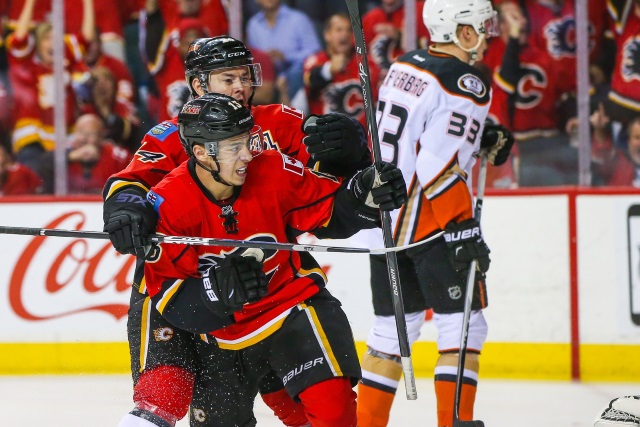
[1,188,639,381]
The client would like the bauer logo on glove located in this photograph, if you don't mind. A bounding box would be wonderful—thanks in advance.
[443,219,491,275]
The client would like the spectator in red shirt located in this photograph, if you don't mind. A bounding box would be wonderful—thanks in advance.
[66,114,132,194]
[81,66,139,152]
[362,0,429,76]
[603,0,640,146]
[304,13,380,128]
[0,144,42,196]
[591,109,640,187]
[145,0,209,121]
[5,0,129,61]
[84,32,136,113]
[7,0,94,174]
[250,48,276,105]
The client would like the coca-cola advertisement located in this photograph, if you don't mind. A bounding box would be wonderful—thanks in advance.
[0,199,372,345]
[0,199,133,342]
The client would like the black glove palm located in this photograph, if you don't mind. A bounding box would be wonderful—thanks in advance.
[103,190,158,259]
[352,163,408,211]
[443,219,491,276]
[480,123,515,166]
[201,254,269,315]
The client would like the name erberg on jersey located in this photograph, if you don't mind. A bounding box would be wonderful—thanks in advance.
[382,68,428,97]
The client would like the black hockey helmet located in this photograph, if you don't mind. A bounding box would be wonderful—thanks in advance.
[184,36,262,97]
[178,93,255,157]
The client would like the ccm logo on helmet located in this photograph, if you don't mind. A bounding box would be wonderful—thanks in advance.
[227,52,247,57]
[444,226,480,242]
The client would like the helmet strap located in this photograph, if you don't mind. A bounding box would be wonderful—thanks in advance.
[452,32,485,66]
[197,72,210,95]
[195,157,233,187]
[247,87,256,107]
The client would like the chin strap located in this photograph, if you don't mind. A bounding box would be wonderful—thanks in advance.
[195,157,232,187]
[451,33,486,66]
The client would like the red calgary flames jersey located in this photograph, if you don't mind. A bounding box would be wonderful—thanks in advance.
[145,153,342,349]
[525,0,607,94]
[104,103,309,199]
[68,143,132,194]
[362,1,429,72]
[608,10,640,113]
[7,33,87,151]
[483,37,561,140]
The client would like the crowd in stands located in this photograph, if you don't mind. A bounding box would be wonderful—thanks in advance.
[0,0,639,196]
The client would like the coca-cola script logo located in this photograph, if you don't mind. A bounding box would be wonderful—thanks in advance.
[9,211,135,321]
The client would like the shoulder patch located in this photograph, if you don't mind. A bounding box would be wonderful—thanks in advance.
[148,122,178,142]
[281,104,304,120]
[136,150,167,163]
[458,74,487,98]
[147,190,165,212]
[282,154,304,176]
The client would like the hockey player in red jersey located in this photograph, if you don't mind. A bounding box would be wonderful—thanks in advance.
[103,36,372,427]
[355,1,513,426]
[144,92,407,427]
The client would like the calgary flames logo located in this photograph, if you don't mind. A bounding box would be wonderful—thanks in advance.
[543,16,596,59]
[370,34,399,71]
[516,63,548,110]
[622,36,640,83]
[543,17,577,58]
[324,80,365,120]
[153,327,174,341]
[197,235,279,275]
[166,81,191,119]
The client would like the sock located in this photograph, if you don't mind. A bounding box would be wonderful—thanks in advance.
[132,365,195,422]
[356,348,403,427]
[261,388,310,426]
[434,352,479,427]
[298,377,357,427]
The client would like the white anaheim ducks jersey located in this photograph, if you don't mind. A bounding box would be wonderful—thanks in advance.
[374,48,492,246]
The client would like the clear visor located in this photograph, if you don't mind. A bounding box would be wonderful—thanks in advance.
[207,125,264,164]
[481,13,500,39]
[210,64,263,88]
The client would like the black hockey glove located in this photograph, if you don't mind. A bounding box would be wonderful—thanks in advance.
[480,123,515,166]
[302,113,371,175]
[103,188,158,259]
[351,163,408,211]
[201,251,269,316]
[443,219,491,276]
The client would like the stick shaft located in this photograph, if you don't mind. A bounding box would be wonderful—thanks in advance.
[453,156,488,423]
[345,0,417,400]
[0,225,443,255]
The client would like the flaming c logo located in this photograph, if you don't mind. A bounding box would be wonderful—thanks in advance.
[9,212,135,321]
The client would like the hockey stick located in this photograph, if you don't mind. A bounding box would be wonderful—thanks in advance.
[345,0,418,400]
[453,155,488,427]
[0,225,443,255]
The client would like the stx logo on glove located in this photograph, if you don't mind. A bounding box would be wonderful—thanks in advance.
[116,192,150,205]
[202,268,219,302]
[443,226,480,242]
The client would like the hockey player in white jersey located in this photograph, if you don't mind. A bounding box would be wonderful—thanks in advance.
[355,1,514,426]
[594,396,640,426]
